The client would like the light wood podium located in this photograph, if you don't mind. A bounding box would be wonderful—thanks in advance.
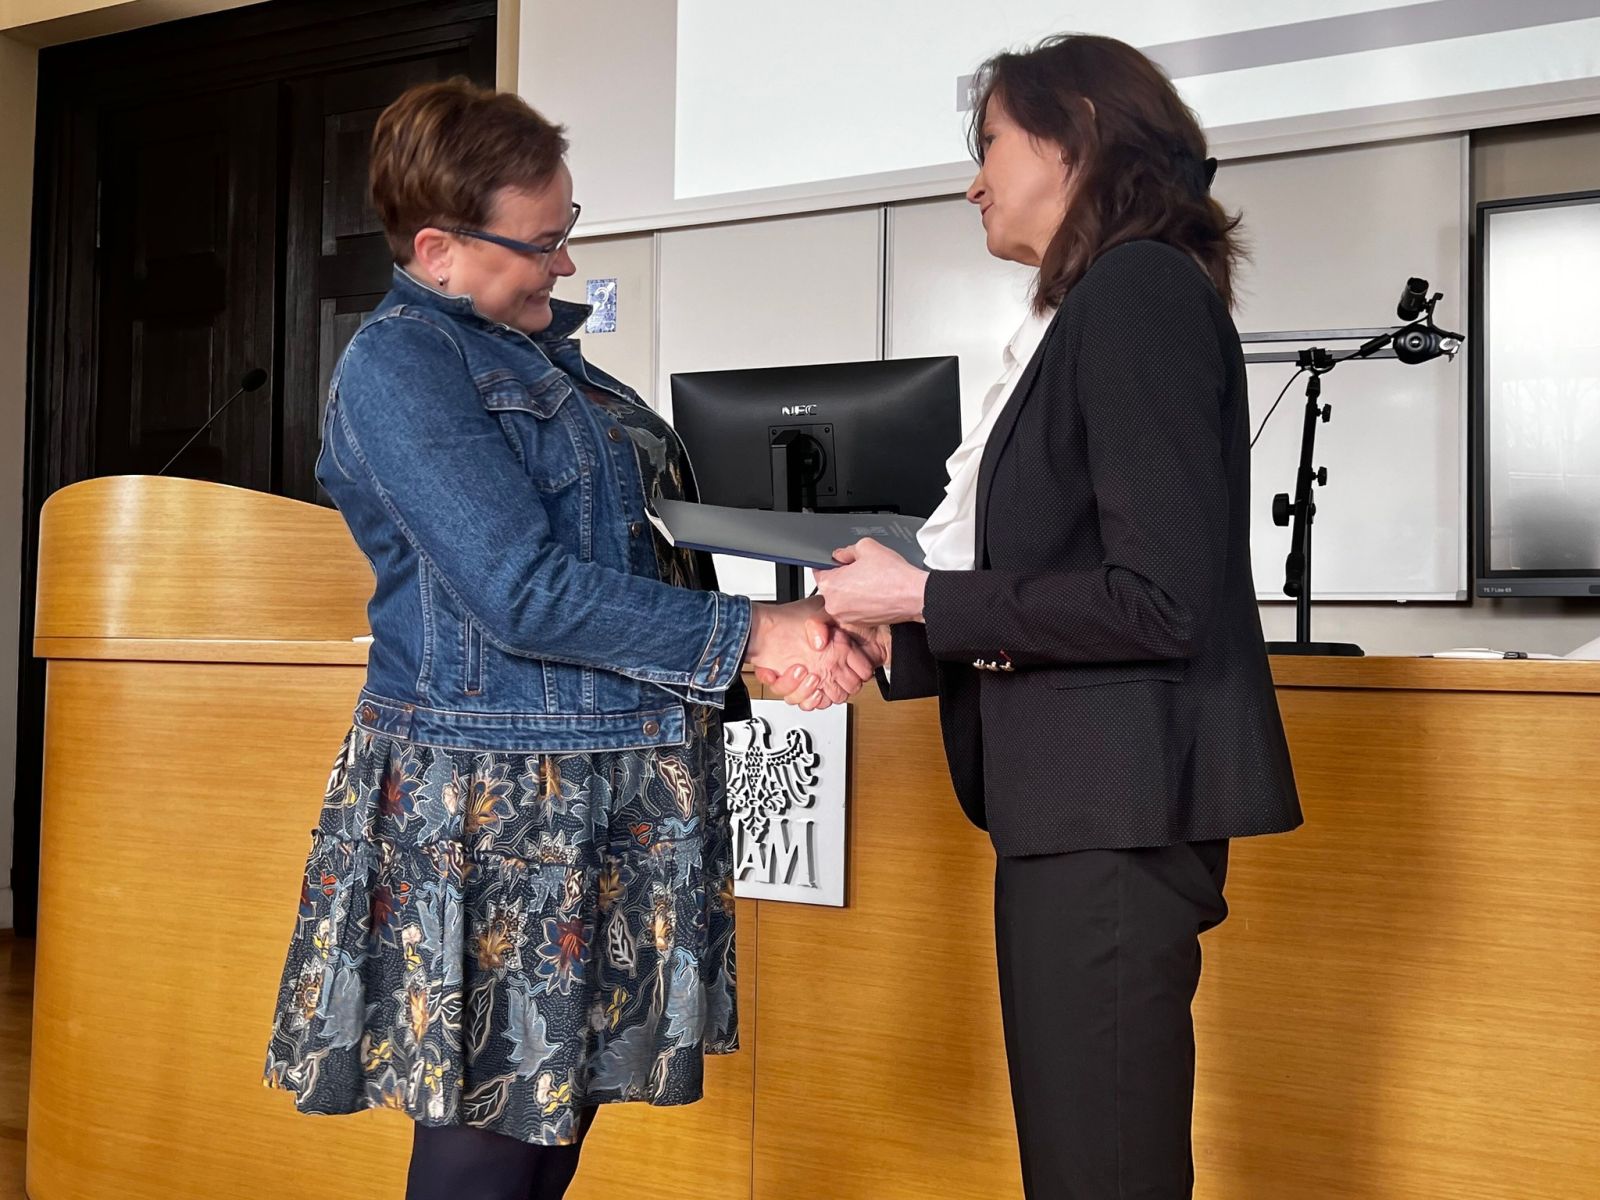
[28,476,1600,1200]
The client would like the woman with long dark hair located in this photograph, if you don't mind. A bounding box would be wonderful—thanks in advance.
[777,34,1303,1198]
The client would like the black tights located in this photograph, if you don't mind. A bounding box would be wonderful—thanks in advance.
[405,1107,599,1200]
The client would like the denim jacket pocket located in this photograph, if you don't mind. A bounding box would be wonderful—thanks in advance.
[479,371,581,493]
[479,368,568,418]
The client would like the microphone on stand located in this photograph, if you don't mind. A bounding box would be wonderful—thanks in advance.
[157,367,270,476]
[1396,276,1431,321]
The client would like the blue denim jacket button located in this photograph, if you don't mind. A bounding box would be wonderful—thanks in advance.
[643,720,660,736]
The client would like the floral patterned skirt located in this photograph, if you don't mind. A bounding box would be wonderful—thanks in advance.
[263,715,739,1145]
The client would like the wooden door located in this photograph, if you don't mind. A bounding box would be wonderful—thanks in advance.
[96,84,279,486]
[283,48,488,502]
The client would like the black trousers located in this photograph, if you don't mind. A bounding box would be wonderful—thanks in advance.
[994,840,1230,1200]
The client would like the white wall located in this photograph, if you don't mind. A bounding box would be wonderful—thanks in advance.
[527,0,1600,236]
[551,232,656,401]
[885,196,1034,426]
[1220,136,1469,602]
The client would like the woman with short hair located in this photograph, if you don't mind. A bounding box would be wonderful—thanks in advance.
[264,79,873,1200]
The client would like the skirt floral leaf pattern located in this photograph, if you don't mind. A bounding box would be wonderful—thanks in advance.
[263,708,738,1145]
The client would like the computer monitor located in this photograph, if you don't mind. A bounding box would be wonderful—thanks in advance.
[1474,189,1600,598]
[669,357,961,599]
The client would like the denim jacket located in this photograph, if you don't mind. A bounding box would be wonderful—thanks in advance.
[318,267,753,754]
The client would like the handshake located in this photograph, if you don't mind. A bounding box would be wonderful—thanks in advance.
[743,537,929,711]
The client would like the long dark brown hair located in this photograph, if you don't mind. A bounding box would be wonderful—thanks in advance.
[969,34,1244,313]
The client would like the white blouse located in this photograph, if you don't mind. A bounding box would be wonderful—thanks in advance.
[916,308,1056,572]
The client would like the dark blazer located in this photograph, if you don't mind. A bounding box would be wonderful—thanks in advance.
[885,239,1301,856]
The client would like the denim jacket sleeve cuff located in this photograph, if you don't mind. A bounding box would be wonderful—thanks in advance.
[658,591,753,709]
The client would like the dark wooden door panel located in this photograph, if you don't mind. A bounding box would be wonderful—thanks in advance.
[284,51,475,502]
[96,83,278,487]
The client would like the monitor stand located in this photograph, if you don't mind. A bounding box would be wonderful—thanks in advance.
[770,429,813,603]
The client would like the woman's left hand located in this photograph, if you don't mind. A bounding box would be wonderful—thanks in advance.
[815,538,929,627]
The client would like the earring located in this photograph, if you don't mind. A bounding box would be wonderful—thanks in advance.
[436,275,448,288]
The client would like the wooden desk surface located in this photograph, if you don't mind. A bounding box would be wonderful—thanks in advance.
[1271,655,1600,694]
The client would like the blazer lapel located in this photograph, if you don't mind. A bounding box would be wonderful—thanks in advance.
[974,313,1059,567]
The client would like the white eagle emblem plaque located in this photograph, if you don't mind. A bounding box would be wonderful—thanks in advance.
[723,702,848,906]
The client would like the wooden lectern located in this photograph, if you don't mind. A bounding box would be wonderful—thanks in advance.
[27,476,408,1199]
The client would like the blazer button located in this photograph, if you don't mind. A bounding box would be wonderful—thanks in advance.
[643,720,660,736]
[607,427,624,443]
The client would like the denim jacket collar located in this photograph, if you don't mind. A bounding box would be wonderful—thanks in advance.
[389,266,592,342]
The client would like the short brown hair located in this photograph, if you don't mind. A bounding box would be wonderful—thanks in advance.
[370,79,569,264]
[969,35,1244,312]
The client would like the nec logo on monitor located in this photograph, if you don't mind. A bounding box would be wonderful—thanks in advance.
[781,404,819,416]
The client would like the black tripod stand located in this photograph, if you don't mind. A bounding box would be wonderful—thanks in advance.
[1266,347,1362,656]
[1264,282,1462,657]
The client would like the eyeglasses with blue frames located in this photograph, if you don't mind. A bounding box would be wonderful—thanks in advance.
[444,202,582,258]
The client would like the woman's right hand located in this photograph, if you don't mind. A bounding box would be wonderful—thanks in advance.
[745,598,878,711]
[752,611,890,709]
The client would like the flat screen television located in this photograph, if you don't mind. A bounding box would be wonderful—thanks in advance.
[1474,189,1600,598]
